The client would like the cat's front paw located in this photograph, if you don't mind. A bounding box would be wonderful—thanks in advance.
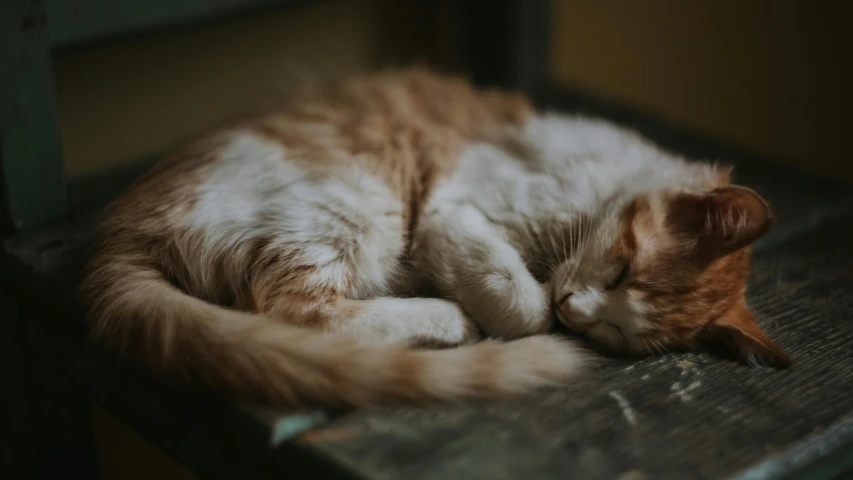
[408,299,485,348]
[414,321,484,348]
[470,272,553,340]
[460,315,487,344]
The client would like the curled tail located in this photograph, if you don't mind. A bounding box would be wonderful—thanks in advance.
[82,254,584,408]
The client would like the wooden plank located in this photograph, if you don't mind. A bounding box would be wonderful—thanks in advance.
[22,304,100,479]
[0,290,36,480]
[45,0,313,47]
[0,0,68,233]
[0,289,97,480]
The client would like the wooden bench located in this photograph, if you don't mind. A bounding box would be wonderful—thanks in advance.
[2,1,852,478]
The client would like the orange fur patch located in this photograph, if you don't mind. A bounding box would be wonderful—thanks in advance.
[612,186,790,366]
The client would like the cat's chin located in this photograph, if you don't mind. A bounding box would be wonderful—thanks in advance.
[551,320,612,355]
[552,320,663,361]
[582,340,667,362]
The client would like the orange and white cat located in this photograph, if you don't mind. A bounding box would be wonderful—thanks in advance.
[81,68,791,408]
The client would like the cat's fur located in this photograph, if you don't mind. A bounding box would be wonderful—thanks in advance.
[82,68,791,408]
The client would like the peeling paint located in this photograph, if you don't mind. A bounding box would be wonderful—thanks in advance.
[670,380,702,402]
[609,390,637,426]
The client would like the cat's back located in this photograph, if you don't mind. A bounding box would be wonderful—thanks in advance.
[103,68,533,237]
[244,68,533,207]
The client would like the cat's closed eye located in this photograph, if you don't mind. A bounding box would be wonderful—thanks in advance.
[605,263,630,290]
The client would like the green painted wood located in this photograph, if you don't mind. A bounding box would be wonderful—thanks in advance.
[45,0,313,47]
[1,0,68,233]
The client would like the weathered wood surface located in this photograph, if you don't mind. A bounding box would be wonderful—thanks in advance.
[1,94,852,478]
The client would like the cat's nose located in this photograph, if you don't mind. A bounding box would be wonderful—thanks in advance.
[554,291,575,327]
[555,289,601,328]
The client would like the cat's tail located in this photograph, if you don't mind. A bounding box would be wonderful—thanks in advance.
[83,254,585,408]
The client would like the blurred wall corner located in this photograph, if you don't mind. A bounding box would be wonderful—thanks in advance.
[551,0,853,183]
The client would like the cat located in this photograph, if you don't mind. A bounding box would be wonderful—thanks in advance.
[81,68,791,408]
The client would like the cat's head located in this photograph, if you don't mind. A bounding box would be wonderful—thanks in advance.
[551,177,791,367]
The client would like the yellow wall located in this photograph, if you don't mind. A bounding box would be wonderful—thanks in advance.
[552,0,853,181]
[55,0,428,176]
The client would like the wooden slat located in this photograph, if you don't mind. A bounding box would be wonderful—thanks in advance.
[0,0,68,233]
[0,291,37,480]
[22,302,100,479]
[46,0,312,47]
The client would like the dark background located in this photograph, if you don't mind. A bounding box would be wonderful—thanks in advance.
[47,1,852,478]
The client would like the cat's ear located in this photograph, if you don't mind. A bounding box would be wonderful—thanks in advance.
[668,185,774,258]
[711,164,733,187]
[704,304,792,368]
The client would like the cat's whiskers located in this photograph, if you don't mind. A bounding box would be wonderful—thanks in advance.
[545,227,560,263]
[558,220,570,263]
[654,339,671,356]
[652,340,665,357]
[642,338,654,356]
[533,260,557,275]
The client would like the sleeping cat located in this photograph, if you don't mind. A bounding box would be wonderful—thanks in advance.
[81,68,791,408]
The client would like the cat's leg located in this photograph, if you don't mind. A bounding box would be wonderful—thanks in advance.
[414,204,553,339]
[245,204,482,347]
[326,297,483,347]
[253,285,483,347]
[249,260,484,347]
